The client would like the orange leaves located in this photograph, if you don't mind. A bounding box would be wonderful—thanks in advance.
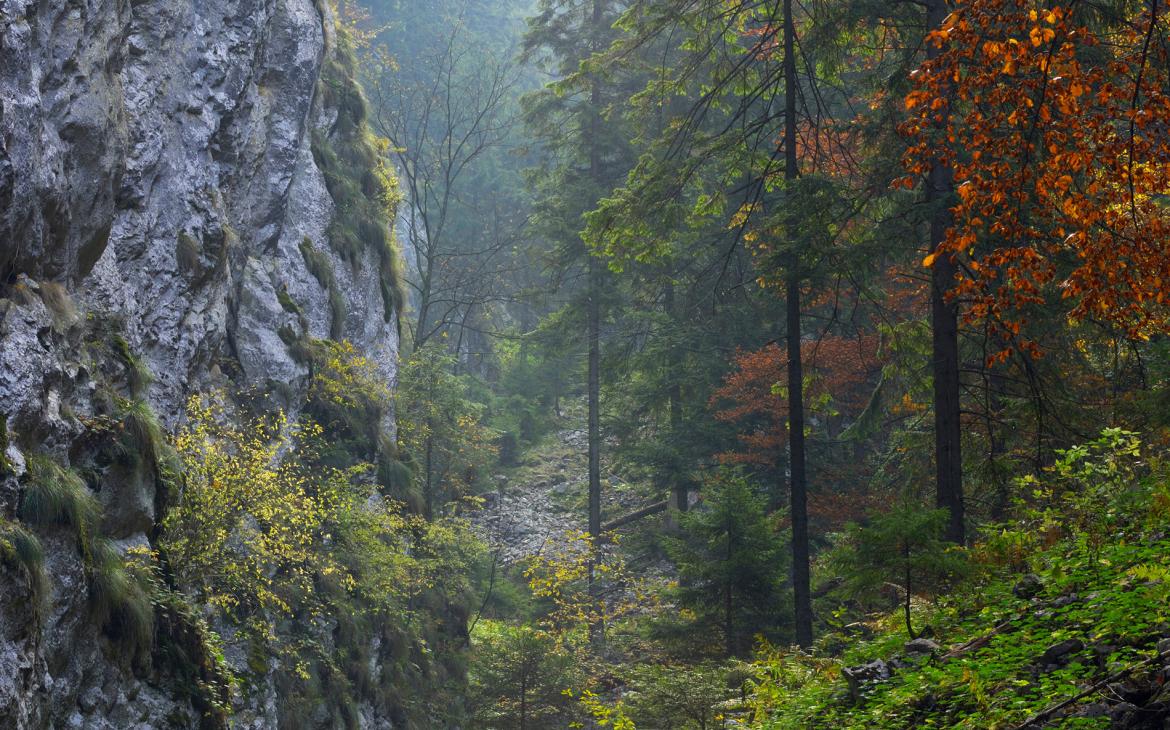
[904,89,930,111]
[711,336,883,468]
[902,0,1170,351]
[1028,25,1055,47]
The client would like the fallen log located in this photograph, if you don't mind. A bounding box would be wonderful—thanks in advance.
[601,500,669,532]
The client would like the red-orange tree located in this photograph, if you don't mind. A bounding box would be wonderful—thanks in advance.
[710,334,882,526]
[904,0,1170,359]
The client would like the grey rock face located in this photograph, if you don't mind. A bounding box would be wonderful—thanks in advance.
[0,0,400,725]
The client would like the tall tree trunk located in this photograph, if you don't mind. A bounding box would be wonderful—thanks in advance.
[665,280,688,518]
[725,510,735,656]
[424,429,434,519]
[783,0,813,650]
[926,0,964,544]
[586,0,605,646]
[903,539,915,639]
[519,672,527,730]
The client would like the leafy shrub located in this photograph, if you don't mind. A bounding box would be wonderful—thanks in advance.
[162,391,482,722]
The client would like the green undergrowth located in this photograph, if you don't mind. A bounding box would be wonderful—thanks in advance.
[743,435,1170,729]
[746,535,1170,729]
[0,519,47,604]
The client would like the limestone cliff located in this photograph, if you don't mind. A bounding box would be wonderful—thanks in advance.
[0,0,425,726]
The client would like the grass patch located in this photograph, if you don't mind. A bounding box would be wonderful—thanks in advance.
[299,237,348,339]
[112,335,153,399]
[0,414,11,475]
[312,21,407,324]
[89,538,154,659]
[0,520,47,603]
[38,281,78,330]
[20,455,101,536]
[177,232,201,277]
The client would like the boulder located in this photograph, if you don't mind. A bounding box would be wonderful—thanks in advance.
[1013,573,1044,600]
[904,638,941,655]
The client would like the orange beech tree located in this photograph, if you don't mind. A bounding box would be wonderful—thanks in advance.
[709,334,883,526]
[904,0,1170,359]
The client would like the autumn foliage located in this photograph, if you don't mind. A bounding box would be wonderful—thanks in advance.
[904,0,1170,357]
[711,335,882,468]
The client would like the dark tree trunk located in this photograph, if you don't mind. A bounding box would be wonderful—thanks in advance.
[784,0,813,650]
[586,0,605,646]
[926,0,964,545]
[725,509,735,656]
[903,539,916,639]
[425,424,434,519]
[519,672,527,730]
[665,280,688,516]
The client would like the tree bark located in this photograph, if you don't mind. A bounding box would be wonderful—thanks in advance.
[784,0,813,650]
[665,280,688,519]
[519,672,527,730]
[926,0,964,544]
[586,0,605,646]
[903,539,916,639]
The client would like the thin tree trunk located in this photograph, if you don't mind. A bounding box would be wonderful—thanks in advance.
[725,509,735,656]
[784,0,813,650]
[424,429,434,519]
[665,280,688,517]
[903,539,915,639]
[519,673,527,730]
[586,0,605,646]
[926,0,964,544]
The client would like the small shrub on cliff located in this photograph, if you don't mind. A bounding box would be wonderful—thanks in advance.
[306,339,392,457]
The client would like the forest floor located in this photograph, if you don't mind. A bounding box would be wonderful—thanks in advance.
[467,400,659,569]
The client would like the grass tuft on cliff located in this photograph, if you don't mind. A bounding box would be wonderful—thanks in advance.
[20,454,101,535]
[312,13,407,325]
[88,538,155,659]
[299,237,348,339]
[0,520,47,603]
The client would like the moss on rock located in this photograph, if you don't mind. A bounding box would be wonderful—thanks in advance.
[312,19,407,327]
